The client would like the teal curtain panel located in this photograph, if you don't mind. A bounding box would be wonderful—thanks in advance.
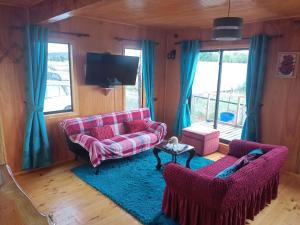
[241,35,268,141]
[142,40,156,120]
[173,40,200,135]
[22,25,52,170]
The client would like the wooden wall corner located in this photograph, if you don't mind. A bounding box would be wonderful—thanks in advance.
[218,142,229,155]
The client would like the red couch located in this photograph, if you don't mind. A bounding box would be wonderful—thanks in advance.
[162,140,288,225]
[60,108,167,171]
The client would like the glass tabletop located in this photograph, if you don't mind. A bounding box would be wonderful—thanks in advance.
[155,140,194,154]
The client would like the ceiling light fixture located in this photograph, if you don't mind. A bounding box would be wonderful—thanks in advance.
[212,0,243,41]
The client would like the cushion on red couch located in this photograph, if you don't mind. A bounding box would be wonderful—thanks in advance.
[90,125,115,141]
[124,120,148,133]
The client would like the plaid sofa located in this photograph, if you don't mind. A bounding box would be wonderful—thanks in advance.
[60,108,167,167]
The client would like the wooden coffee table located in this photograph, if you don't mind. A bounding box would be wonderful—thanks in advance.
[153,140,195,169]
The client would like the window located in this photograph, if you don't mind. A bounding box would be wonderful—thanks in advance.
[191,49,249,142]
[124,48,143,111]
[44,43,73,114]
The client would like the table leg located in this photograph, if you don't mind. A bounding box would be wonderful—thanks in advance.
[95,166,100,175]
[171,155,177,163]
[153,148,162,170]
[186,150,195,168]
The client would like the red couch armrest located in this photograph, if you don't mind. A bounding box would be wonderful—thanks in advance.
[229,139,278,158]
[146,121,167,142]
[222,146,288,207]
[163,163,231,209]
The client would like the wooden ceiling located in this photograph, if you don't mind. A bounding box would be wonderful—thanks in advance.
[73,0,300,28]
[2,0,300,28]
[0,0,43,7]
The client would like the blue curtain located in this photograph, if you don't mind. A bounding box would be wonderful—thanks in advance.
[141,40,156,120]
[22,25,52,170]
[241,35,268,141]
[173,40,200,135]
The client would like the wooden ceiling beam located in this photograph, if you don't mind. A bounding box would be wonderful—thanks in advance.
[29,0,113,24]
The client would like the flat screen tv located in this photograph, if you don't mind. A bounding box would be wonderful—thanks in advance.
[85,52,139,88]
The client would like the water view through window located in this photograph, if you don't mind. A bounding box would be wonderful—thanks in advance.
[44,43,73,114]
[191,49,249,141]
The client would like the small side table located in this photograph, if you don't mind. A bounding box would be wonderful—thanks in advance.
[153,140,195,169]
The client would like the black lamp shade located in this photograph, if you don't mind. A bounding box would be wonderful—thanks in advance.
[213,17,243,41]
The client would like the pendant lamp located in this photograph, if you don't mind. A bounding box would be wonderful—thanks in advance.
[212,0,243,41]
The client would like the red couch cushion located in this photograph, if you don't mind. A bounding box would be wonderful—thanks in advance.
[196,155,237,177]
[90,125,115,141]
[124,120,148,133]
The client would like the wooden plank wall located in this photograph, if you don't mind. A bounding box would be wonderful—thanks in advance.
[0,5,166,173]
[261,20,300,173]
[163,19,300,173]
[45,18,167,171]
[0,115,6,164]
[0,5,27,171]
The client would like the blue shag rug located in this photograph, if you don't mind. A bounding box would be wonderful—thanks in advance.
[72,150,213,225]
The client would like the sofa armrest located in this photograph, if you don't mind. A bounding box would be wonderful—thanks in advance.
[146,121,167,142]
[68,133,99,146]
[229,139,276,158]
[223,146,288,207]
[163,163,231,209]
[68,134,106,166]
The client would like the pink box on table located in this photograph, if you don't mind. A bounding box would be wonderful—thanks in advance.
[182,126,220,156]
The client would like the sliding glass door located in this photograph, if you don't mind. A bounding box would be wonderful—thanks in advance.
[191,51,220,124]
[191,49,249,141]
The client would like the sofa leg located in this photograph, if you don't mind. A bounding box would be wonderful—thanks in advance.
[95,167,100,175]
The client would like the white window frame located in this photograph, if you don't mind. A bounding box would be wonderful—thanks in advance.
[44,42,74,115]
[123,47,144,110]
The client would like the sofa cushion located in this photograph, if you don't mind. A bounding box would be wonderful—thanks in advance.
[108,123,126,135]
[124,120,148,133]
[90,126,115,141]
[100,131,158,155]
[60,108,151,136]
[215,148,264,178]
[196,155,238,177]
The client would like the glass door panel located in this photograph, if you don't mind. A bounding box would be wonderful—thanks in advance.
[217,50,248,139]
[191,51,220,127]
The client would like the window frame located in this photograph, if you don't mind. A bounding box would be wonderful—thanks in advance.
[44,42,74,115]
[190,48,249,143]
[122,47,144,111]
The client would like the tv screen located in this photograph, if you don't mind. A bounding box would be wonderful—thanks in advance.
[85,52,139,88]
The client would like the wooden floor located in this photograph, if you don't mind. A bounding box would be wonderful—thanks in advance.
[194,121,242,141]
[15,153,300,225]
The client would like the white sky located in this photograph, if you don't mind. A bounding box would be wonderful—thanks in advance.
[124,49,141,57]
[48,43,68,53]
[192,50,249,95]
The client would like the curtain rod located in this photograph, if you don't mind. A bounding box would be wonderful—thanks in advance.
[114,37,159,45]
[174,34,283,45]
[11,26,90,38]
